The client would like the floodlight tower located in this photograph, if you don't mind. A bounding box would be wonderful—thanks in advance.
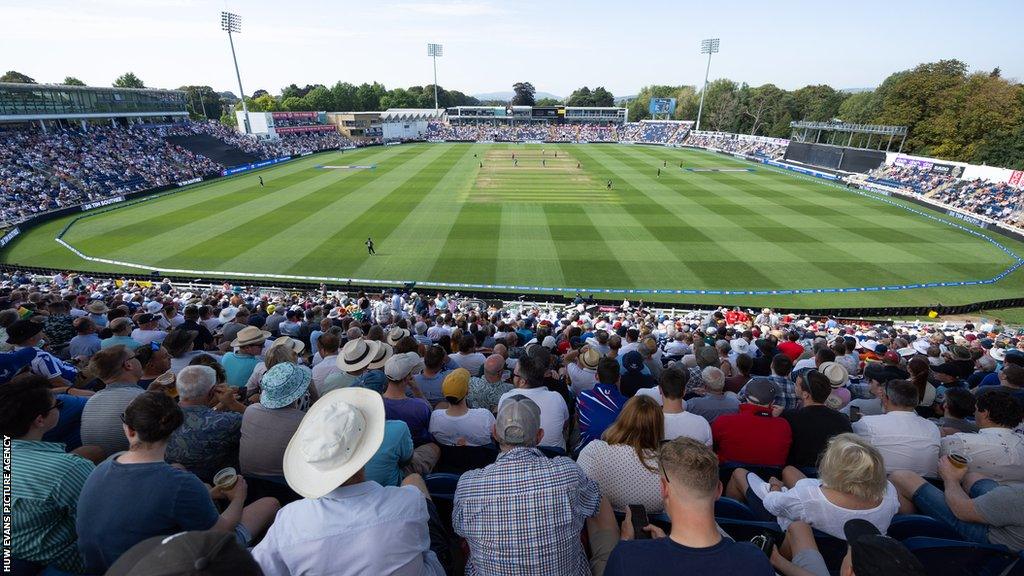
[427,43,443,111]
[694,37,720,132]
[221,11,250,134]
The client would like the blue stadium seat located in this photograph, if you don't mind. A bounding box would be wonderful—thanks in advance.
[435,444,499,474]
[887,514,960,542]
[903,537,1019,576]
[719,462,784,487]
[425,473,462,501]
[714,497,756,521]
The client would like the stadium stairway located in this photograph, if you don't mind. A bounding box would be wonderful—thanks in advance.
[164,134,259,168]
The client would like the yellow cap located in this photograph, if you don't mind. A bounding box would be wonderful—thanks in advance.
[442,368,471,402]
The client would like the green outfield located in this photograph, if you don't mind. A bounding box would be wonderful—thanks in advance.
[3,142,1023,308]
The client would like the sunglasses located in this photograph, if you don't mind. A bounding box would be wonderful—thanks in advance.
[45,399,64,414]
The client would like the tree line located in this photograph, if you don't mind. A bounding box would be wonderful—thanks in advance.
[3,58,1022,168]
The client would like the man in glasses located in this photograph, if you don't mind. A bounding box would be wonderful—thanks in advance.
[851,378,940,477]
[1,374,98,574]
[80,345,146,456]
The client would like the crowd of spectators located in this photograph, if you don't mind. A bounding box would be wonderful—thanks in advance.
[0,126,222,225]
[932,178,1022,226]
[4,269,1024,575]
[684,132,789,160]
[866,164,959,195]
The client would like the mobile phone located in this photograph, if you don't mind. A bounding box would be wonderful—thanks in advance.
[628,504,650,540]
[751,532,775,557]
[849,406,861,422]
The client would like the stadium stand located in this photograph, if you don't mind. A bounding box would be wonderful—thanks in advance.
[684,132,789,160]
[3,268,1024,574]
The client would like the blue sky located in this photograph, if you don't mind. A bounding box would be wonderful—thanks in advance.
[2,0,1021,98]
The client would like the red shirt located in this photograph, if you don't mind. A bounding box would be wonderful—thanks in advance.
[711,404,792,466]
[777,341,805,362]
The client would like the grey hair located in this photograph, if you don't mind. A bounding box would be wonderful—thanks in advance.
[177,365,217,401]
[702,367,725,391]
[976,355,996,372]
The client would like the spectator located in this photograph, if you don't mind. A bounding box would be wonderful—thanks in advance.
[686,366,740,423]
[578,395,666,512]
[467,353,513,413]
[106,530,265,576]
[567,346,601,395]
[728,433,899,539]
[100,317,141,350]
[130,313,166,346]
[310,332,341,392]
[68,317,101,359]
[2,375,96,573]
[429,368,496,447]
[251,387,446,575]
[163,328,203,374]
[656,367,712,444]
[134,343,171,389]
[325,337,379,394]
[781,369,853,468]
[165,365,244,483]
[940,388,1024,486]
[601,438,773,575]
[8,319,80,388]
[77,392,279,573]
[239,363,312,481]
[934,387,979,434]
[383,351,440,474]
[222,326,269,389]
[712,377,792,466]
[414,344,451,405]
[891,455,1024,552]
[80,345,146,455]
[453,395,601,575]
[498,349,570,451]
[852,379,941,477]
[575,356,628,453]
[778,332,805,362]
[451,333,486,375]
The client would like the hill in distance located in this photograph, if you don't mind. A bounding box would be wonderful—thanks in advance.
[472,90,562,102]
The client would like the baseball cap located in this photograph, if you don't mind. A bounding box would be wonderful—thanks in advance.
[106,530,262,576]
[744,377,778,405]
[442,368,470,403]
[384,351,424,381]
[137,313,156,324]
[6,319,43,344]
[882,351,900,365]
[843,519,926,576]
[496,394,541,445]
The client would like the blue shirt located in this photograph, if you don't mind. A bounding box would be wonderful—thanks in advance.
[365,420,414,487]
[414,370,450,405]
[575,383,627,453]
[353,369,387,394]
[76,457,219,573]
[0,347,37,383]
[222,352,261,388]
[100,335,142,350]
[604,536,773,576]
[43,393,88,450]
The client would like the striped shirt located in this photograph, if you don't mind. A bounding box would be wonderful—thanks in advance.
[453,448,601,576]
[10,440,95,572]
[80,382,145,456]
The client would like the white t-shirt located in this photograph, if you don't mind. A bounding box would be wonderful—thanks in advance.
[498,387,570,450]
[451,352,487,376]
[853,411,941,477]
[566,363,597,396]
[131,328,167,346]
[758,477,899,540]
[428,408,496,447]
[663,411,713,446]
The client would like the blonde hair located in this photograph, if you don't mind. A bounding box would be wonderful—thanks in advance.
[264,345,297,370]
[658,437,719,497]
[603,395,664,472]
[450,328,463,353]
[818,433,887,502]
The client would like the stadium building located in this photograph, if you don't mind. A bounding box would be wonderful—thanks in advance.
[0,82,188,130]
[446,105,627,125]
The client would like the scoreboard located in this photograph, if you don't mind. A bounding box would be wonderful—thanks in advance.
[649,98,676,116]
[531,107,564,118]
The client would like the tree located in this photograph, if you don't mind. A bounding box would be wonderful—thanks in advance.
[330,82,358,111]
[702,79,741,132]
[178,85,223,120]
[591,87,615,107]
[251,89,269,99]
[380,88,420,109]
[281,96,310,111]
[837,91,880,124]
[566,86,593,107]
[113,72,145,88]
[355,82,387,111]
[511,82,536,106]
[61,76,86,86]
[741,84,785,135]
[303,86,334,111]
[535,97,561,106]
[0,71,35,83]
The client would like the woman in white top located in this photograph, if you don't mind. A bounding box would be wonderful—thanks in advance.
[577,395,665,513]
[728,433,899,540]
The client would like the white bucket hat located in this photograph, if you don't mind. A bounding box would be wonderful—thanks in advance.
[336,338,380,372]
[730,339,750,355]
[218,306,239,323]
[283,388,385,499]
[270,336,305,355]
